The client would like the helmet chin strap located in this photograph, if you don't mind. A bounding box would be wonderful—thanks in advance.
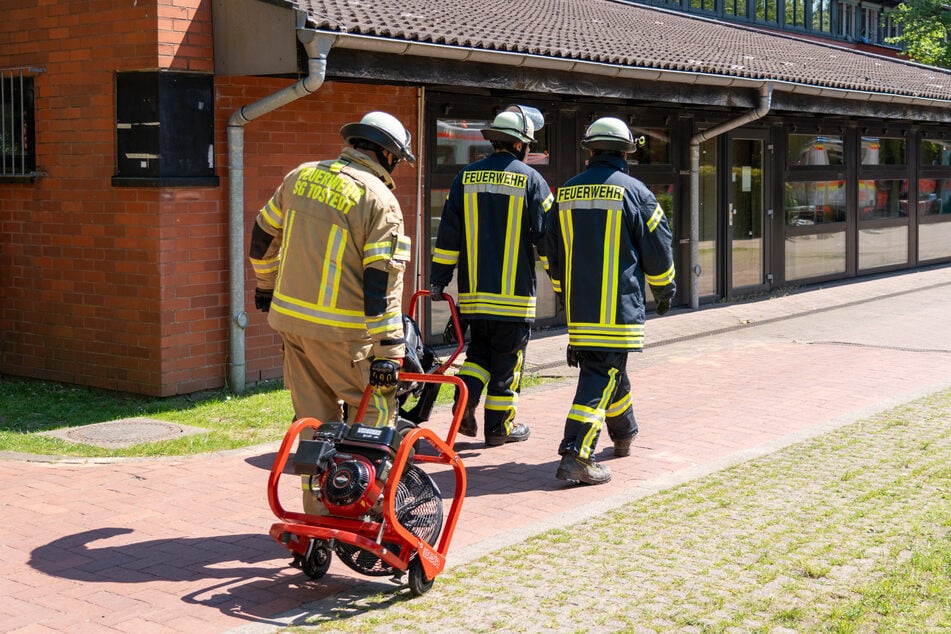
[372,147,400,173]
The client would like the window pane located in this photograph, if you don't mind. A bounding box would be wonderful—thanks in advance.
[428,187,456,338]
[919,220,951,260]
[756,0,777,22]
[628,127,671,165]
[785,180,847,225]
[699,138,717,296]
[861,136,905,165]
[786,0,805,26]
[436,119,492,166]
[859,226,907,269]
[812,0,831,31]
[918,179,951,215]
[921,139,951,166]
[437,117,550,167]
[787,134,843,165]
[858,179,907,219]
[785,232,846,280]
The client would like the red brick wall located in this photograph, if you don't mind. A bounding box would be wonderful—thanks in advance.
[0,1,423,396]
[222,79,422,388]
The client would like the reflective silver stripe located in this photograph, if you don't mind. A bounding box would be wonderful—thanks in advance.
[502,194,523,296]
[433,247,459,266]
[646,264,676,286]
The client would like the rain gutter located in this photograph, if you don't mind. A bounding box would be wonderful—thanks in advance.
[689,83,773,309]
[227,11,334,394]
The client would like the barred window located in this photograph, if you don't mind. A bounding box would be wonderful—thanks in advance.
[1,67,39,178]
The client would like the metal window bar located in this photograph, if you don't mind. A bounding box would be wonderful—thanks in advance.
[1,66,42,177]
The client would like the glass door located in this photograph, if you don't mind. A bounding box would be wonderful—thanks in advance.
[727,133,768,294]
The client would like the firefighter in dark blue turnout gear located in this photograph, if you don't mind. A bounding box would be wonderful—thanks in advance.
[430,105,554,447]
[546,116,676,485]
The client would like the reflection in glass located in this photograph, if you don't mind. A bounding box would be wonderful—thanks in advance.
[860,137,905,165]
[785,232,846,280]
[919,221,951,260]
[857,179,906,219]
[436,118,551,166]
[859,226,907,270]
[787,134,843,165]
[918,179,951,215]
[698,138,717,297]
[784,180,846,225]
[427,187,457,339]
[627,127,671,166]
[920,139,951,166]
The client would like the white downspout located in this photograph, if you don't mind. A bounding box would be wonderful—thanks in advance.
[688,83,773,309]
[227,15,335,394]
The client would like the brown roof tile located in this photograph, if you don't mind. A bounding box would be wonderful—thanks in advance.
[294,0,951,102]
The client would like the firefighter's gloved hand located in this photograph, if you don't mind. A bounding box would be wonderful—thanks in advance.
[566,345,583,368]
[254,288,273,313]
[429,285,445,301]
[656,298,671,316]
[369,358,401,388]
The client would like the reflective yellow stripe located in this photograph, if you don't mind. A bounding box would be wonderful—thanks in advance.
[393,234,412,262]
[261,198,284,229]
[559,207,574,321]
[579,368,618,458]
[601,209,621,325]
[433,247,459,266]
[606,391,632,418]
[464,192,479,293]
[458,360,490,385]
[250,257,278,276]
[363,240,391,267]
[458,292,536,319]
[318,224,346,309]
[501,194,524,297]
[647,204,665,232]
[366,310,402,335]
[485,393,518,410]
[646,264,676,286]
[542,191,554,212]
[271,295,366,328]
[568,323,645,349]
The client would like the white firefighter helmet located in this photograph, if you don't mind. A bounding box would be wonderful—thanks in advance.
[340,111,416,165]
[481,105,545,144]
[581,116,637,152]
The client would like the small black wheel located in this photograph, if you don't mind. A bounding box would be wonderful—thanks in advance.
[300,543,332,579]
[407,556,434,596]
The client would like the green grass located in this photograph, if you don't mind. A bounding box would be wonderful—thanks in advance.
[0,373,550,458]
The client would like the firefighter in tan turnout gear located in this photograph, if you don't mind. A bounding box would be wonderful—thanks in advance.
[430,105,554,447]
[249,111,415,513]
[546,116,676,485]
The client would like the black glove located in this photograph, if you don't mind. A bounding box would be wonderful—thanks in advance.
[566,345,583,368]
[369,358,401,388]
[656,298,671,316]
[254,288,273,313]
[430,285,445,301]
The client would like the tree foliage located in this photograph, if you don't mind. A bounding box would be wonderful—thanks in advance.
[887,0,951,68]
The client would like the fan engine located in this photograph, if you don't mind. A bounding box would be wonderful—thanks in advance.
[291,421,444,575]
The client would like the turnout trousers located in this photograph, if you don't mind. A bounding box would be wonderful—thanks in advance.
[457,319,531,437]
[559,350,638,460]
[281,330,397,515]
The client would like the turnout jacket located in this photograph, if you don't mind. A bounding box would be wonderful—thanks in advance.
[431,151,554,322]
[249,147,410,361]
[546,154,675,351]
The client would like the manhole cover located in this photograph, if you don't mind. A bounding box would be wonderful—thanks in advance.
[40,417,209,449]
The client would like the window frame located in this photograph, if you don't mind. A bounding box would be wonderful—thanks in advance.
[0,67,40,180]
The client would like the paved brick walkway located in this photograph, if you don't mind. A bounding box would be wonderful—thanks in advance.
[2,265,950,633]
